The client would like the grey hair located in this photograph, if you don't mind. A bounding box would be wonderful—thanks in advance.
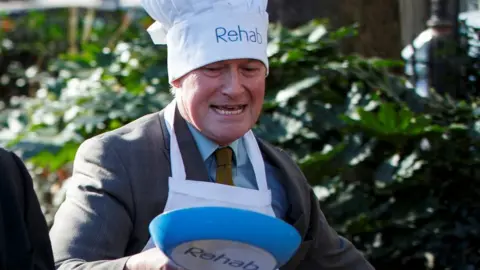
[169,85,178,96]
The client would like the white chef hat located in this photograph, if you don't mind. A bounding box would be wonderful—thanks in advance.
[140,0,270,84]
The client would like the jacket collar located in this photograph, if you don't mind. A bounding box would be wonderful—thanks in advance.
[159,106,210,182]
[256,138,309,238]
[186,123,241,165]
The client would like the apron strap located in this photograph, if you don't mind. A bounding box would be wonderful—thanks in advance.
[164,101,186,180]
[243,131,269,192]
[164,99,269,192]
[173,106,210,181]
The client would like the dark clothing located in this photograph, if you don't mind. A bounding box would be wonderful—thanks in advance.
[0,148,55,270]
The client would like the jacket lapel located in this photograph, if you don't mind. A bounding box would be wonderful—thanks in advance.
[159,107,210,182]
[256,138,310,238]
[256,138,313,270]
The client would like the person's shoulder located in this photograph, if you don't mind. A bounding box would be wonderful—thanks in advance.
[255,136,296,162]
[0,147,23,171]
[79,110,167,153]
[0,146,11,160]
[0,148,16,176]
[255,136,305,177]
[255,135,311,179]
[0,147,30,193]
[96,110,165,142]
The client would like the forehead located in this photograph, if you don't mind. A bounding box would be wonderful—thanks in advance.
[205,59,264,66]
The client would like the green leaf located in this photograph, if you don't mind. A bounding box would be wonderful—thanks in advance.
[398,107,414,131]
[28,142,79,171]
[378,103,398,133]
[369,58,405,69]
[357,109,383,133]
[280,49,306,63]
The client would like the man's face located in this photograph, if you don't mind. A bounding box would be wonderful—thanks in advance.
[174,59,266,146]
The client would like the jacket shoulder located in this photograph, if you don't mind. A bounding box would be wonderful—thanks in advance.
[256,136,281,153]
[256,137,298,167]
[80,110,168,153]
[255,136,311,192]
[0,148,28,190]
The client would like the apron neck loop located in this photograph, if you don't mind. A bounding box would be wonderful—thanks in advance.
[164,100,187,180]
[164,99,269,191]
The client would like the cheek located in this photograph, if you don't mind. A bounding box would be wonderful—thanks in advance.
[183,85,214,118]
[181,76,206,106]
[250,81,266,108]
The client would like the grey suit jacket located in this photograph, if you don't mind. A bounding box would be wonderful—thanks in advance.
[49,107,374,270]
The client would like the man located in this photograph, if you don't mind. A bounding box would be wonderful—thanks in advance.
[0,147,55,270]
[49,0,375,269]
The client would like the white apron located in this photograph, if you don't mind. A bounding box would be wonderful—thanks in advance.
[143,100,278,269]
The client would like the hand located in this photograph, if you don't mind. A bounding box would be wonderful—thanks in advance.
[124,248,180,270]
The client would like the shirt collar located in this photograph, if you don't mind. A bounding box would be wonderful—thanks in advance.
[186,122,241,163]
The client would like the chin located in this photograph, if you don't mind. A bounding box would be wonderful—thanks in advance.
[215,133,243,145]
[213,128,249,145]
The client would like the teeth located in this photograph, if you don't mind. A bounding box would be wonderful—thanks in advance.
[212,106,244,115]
[222,106,242,110]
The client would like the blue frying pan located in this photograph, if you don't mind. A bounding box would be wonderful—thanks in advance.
[149,206,301,269]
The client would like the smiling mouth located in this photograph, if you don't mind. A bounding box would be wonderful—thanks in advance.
[211,105,247,115]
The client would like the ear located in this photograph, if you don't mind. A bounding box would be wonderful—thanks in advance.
[171,78,182,88]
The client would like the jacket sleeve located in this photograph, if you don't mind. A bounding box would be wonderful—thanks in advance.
[11,152,56,270]
[0,148,55,270]
[49,137,135,270]
[297,188,375,270]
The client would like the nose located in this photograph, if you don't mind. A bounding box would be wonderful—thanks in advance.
[221,67,244,98]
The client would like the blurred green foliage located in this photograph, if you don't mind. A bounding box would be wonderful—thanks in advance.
[1,8,479,270]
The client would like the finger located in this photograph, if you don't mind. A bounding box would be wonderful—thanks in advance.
[166,262,185,270]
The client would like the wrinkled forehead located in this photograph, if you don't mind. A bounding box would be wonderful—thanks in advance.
[172,58,267,87]
[201,59,266,66]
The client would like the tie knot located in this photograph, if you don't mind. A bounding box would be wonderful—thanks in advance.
[214,147,233,167]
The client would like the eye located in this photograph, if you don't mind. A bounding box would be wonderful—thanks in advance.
[202,65,223,76]
[206,67,222,72]
[243,67,259,72]
[242,65,262,75]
